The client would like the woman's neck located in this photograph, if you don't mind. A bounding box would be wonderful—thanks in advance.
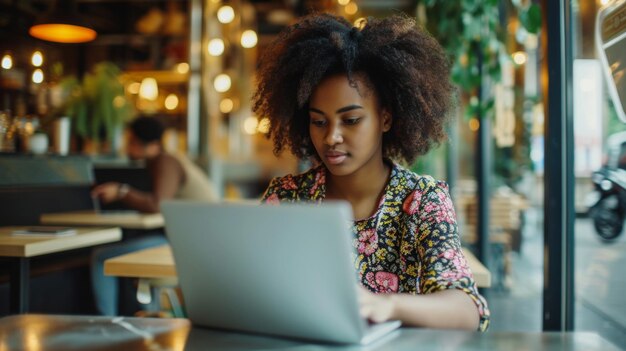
[325,158,390,205]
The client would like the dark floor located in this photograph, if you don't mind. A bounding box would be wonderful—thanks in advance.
[483,210,626,349]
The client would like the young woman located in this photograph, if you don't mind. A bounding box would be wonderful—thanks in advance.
[254,14,489,331]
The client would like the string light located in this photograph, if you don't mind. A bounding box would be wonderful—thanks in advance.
[241,30,258,48]
[208,38,225,56]
[220,98,234,113]
[243,116,258,135]
[217,6,235,24]
[32,69,44,84]
[31,51,43,67]
[1,54,12,69]
[176,62,189,74]
[214,74,231,92]
[164,94,179,110]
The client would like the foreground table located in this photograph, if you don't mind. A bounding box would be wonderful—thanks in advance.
[41,210,164,230]
[104,244,492,288]
[0,314,620,351]
[0,226,122,314]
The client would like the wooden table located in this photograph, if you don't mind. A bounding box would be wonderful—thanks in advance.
[0,314,621,351]
[0,226,122,314]
[105,244,176,278]
[105,244,491,288]
[41,210,164,230]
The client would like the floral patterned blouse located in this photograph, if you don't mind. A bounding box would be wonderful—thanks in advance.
[261,162,490,332]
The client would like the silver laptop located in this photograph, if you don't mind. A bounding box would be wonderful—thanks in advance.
[161,200,401,345]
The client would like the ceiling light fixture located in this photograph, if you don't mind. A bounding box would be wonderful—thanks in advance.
[29,0,97,44]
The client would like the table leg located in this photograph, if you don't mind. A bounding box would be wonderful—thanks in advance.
[9,257,29,314]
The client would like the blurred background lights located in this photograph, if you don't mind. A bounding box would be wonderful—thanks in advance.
[208,38,225,56]
[214,74,231,92]
[338,0,350,5]
[257,117,271,134]
[164,94,179,110]
[217,6,235,24]
[139,77,159,100]
[219,98,234,113]
[1,54,12,69]
[512,51,527,65]
[345,2,358,15]
[31,51,43,67]
[469,118,480,132]
[243,116,258,135]
[128,82,140,94]
[32,69,44,83]
[176,62,189,74]
[113,95,126,108]
[240,30,258,48]
[354,17,366,28]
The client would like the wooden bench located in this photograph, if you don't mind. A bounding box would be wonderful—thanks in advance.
[455,191,528,289]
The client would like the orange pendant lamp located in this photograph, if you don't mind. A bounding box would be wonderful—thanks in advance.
[29,0,97,44]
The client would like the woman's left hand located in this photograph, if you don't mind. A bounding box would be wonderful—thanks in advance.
[357,286,396,323]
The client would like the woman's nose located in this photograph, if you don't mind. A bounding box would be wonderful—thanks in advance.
[325,124,343,145]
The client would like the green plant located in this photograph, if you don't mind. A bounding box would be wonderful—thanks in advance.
[419,0,541,120]
[412,0,540,186]
[57,62,134,142]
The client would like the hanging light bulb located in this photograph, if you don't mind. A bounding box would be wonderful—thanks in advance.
[241,30,257,48]
[29,0,97,43]
[217,6,235,24]
[214,74,231,92]
[1,54,12,69]
[139,77,159,101]
[32,69,44,84]
[208,38,225,56]
[31,51,43,67]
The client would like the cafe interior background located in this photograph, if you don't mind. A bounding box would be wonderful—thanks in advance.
[0,0,625,347]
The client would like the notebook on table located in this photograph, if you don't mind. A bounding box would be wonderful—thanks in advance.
[161,200,400,345]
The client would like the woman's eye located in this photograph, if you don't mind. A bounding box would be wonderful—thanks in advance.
[343,117,361,125]
[311,120,326,127]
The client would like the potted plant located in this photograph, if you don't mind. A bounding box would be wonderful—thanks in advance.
[56,61,134,154]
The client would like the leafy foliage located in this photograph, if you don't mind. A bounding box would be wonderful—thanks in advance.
[413,0,541,186]
[420,0,541,120]
[57,62,134,142]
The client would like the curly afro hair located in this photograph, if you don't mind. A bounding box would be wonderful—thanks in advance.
[252,13,454,164]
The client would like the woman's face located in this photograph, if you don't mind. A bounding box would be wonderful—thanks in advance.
[308,73,391,177]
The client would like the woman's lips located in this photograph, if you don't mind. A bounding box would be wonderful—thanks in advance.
[326,151,348,165]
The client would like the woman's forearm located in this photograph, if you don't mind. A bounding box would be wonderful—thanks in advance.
[390,289,480,330]
[120,188,160,213]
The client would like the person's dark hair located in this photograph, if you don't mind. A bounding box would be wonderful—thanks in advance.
[252,13,454,164]
[129,116,165,144]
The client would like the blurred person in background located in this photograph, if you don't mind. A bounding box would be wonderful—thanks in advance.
[91,116,218,315]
